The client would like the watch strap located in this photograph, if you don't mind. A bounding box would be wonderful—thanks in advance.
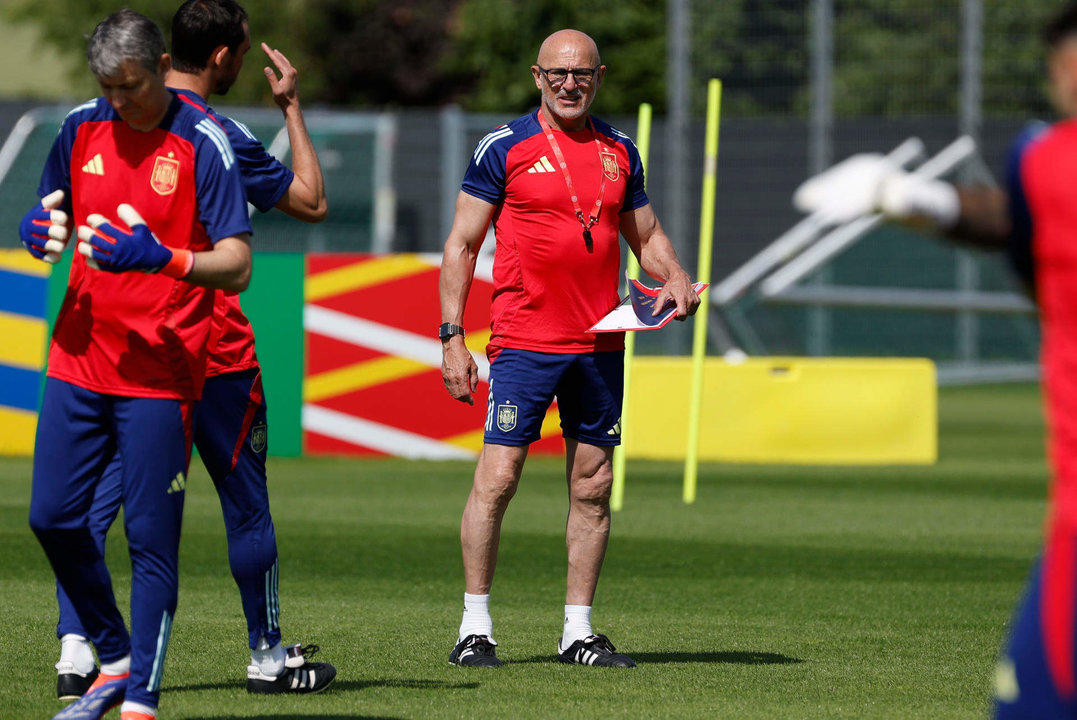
[439,322,466,341]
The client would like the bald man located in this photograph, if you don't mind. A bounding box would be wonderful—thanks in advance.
[439,29,699,668]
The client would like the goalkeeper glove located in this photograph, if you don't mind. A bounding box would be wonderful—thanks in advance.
[76,204,194,279]
[18,189,70,264]
[794,153,960,229]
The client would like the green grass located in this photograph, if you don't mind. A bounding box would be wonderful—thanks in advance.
[0,383,1049,719]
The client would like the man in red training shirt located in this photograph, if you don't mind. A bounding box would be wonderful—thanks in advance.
[439,28,700,668]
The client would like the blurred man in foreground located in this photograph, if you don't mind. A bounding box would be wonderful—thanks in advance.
[794,4,1077,716]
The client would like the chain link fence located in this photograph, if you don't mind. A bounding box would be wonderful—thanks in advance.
[0,0,1055,377]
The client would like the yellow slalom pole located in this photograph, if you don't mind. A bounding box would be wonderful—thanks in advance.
[683,79,722,504]
[611,102,652,513]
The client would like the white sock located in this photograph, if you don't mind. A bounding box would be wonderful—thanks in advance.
[59,634,96,675]
[100,654,130,676]
[458,592,493,641]
[120,700,156,717]
[251,638,286,677]
[562,605,593,647]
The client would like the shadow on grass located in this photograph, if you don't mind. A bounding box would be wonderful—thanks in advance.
[335,678,480,691]
[514,650,803,665]
[171,677,480,693]
[191,716,402,720]
[632,650,803,665]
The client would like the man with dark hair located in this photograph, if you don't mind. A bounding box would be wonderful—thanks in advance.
[49,0,334,703]
[21,8,253,720]
[169,0,248,79]
[793,3,1077,716]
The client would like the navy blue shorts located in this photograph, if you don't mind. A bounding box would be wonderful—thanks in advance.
[995,528,1077,718]
[483,349,623,447]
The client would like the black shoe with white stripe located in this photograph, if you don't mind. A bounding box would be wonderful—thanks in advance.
[558,634,637,667]
[449,634,504,667]
[56,662,99,701]
[247,644,337,694]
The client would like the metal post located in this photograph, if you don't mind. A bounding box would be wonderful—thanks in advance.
[440,104,465,244]
[667,0,690,353]
[810,0,834,177]
[957,0,983,367]
[807,0,834,356]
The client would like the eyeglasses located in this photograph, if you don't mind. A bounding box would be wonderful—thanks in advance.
[537,65,599,87]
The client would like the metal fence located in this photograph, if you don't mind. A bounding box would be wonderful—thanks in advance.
[0,0,1052,378]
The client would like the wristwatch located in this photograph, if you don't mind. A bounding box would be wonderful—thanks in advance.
[438,322,466,342]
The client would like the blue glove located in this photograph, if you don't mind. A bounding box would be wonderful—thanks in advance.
[18,189,68,264]
[77,204,175,274]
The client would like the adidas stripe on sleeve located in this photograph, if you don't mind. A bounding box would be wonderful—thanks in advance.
[192,122,252,244]
[462,125,513,204]
[218,115,294,213]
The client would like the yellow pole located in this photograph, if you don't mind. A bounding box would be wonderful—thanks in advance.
[683,79,722,504]
[611,102,651,512]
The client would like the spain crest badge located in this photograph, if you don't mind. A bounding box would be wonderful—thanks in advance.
[496,402,518,432]
[600,151,619,181]
[150,155,180,196]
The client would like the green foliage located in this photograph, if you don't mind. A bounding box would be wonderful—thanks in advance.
[1,0,1068,117]
[829,0,1060,118]
[2,0,318,106]
[445,0,666,114]
[295,0,464,106]
[694,0,809,116]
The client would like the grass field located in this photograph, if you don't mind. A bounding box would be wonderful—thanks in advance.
[0,383,1049,719]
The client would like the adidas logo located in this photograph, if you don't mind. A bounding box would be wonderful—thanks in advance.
[527,155,556,174]
[166,472,186,494]
[607,419,622,436]
[81,153,104,175]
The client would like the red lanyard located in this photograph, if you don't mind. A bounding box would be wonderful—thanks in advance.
[537,110,606,250]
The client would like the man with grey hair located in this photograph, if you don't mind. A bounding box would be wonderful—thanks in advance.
[439,28,699,668]
[47,0,335,701]
[20,9,253,720]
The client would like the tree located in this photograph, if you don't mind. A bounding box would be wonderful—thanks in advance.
[443,0,666,114]
[2,0,1065,118]
[295,0,466,106]
[4,0,318,106]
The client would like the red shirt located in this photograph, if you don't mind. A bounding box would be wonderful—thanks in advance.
[1021,119,1077,528]
[39,96,251,400]
[462,111,649,354]
[206,291,258,377]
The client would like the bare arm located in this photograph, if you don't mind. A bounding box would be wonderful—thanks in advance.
[263,43,327,223]
[186,234,253,291]
[619,203,700,319]
[947,187,1011,250]
[439,191,496,405]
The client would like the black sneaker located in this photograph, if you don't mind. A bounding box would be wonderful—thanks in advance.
[56,662,99,701]
[53,672,128,720]
[247,644,337,694]
[557,634,637,667]
[449,634,504,667]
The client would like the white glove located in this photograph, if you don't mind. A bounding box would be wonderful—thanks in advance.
[794,153,960,229]
[878,171,961,229]
[793,153,895,225]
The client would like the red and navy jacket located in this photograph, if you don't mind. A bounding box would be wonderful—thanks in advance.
[39,92,251,401]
